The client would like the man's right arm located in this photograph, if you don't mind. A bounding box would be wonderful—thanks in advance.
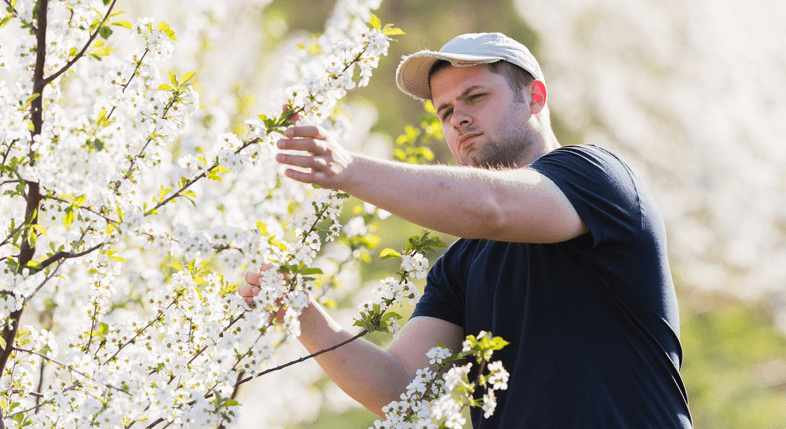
[239,272,464,416]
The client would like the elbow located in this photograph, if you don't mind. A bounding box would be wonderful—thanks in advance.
[465,196,507,240]
[483,206,508,241]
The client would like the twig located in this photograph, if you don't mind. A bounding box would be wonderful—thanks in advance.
[103,291,184,365]
[106,49,149,121]
[1,0,37,33]
[42,195,117,225]
[0,223,25,248]
[239,329,368,385]
[42,0,118,86]
[116,95,180,191]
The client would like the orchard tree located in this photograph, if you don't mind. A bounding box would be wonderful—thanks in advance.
[0,0,506,428]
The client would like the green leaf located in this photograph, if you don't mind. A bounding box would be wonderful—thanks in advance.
[381,311,401,322]
[156,21,177,40]
[169,262,184,271]
[158,186,171,203]
[369,13,381,30]
[112,20,133,29]
[158,83,175,91]
[0,15,13,29]
[168,71,179,88]
[256,220,268,236]
[31,224,47,235]
[383,27,405,36]
[63,207,76,227]
[301,268,323,275]
[379,248,402,259]
[224,399,240,407]
[99,25,113,39]
[103,0,111,5]
[181,71,197,86]
[269,239,287,252]
[99,322,109,336]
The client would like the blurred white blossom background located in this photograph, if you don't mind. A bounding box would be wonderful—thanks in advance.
[515,0,786,326]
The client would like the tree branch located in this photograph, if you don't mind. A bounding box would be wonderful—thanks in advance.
[0,0,48,378]
[38,241,103,270]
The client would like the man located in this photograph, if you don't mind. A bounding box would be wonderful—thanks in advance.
[240,33,693,428]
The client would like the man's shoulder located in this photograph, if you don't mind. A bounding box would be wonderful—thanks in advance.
[539,144,626,166]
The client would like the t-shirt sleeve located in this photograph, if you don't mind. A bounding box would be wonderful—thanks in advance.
[530,145,642,249]
[409,240,470,327]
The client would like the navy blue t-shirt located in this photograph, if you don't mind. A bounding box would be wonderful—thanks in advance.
[412,145,692,428]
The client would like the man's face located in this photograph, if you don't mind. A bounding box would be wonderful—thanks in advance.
[430,64,535,169]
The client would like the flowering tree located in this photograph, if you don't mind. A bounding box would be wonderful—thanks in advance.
[0,1,511,428]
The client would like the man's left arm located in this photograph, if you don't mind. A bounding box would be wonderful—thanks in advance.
[275,125,587,244]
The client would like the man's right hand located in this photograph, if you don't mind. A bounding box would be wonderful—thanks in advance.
[238,262,288,322]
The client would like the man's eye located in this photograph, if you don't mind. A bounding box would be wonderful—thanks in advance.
[469,93,485,101]
[441,110,452,121]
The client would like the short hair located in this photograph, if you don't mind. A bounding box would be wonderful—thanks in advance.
[428,59,535,102]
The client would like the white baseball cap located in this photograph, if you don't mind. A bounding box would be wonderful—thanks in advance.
[395,32,544,101]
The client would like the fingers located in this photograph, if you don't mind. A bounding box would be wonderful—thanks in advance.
[244,271,263,285]
[283,168,327,184]
[284,125,329,139]
[240,264,287,305]
[277,137,324,154]
[237,283,260,305]
[237,283,259,297]
[276,153,328,170]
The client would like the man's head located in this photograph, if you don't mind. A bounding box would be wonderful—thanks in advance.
[396,32,544,102]
[428,59,535,103]
[396,33,555,169]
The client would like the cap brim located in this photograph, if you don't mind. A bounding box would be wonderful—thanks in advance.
[395,51,502,101]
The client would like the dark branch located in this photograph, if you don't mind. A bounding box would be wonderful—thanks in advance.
[38,241,103,270]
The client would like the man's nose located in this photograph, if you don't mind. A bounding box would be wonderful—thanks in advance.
[451,107,472,130]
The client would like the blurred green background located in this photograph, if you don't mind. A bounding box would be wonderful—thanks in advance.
[246,0,786,428]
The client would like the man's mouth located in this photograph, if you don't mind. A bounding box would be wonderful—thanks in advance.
[458,132,482,148]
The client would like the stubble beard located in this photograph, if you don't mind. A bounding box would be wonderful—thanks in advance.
[465,118,537,170]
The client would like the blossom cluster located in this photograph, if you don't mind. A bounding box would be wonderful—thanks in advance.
[372,332,511,429]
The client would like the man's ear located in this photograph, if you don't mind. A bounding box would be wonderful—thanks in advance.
[529,80,547,115]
